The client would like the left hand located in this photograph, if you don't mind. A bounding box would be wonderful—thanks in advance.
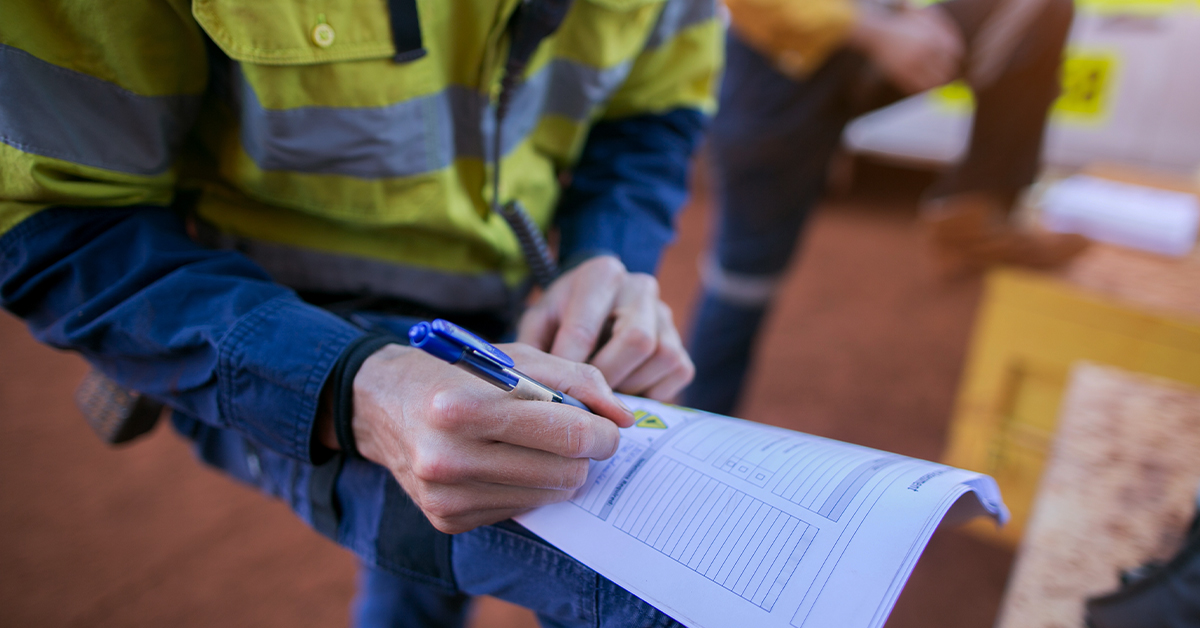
[518,255,694,402]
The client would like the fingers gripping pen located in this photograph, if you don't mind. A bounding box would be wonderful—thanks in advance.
[408,319,591,411]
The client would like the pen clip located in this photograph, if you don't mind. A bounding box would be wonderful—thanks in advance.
[429,319,514,368]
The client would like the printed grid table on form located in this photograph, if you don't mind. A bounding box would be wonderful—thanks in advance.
[672,422,900,522]
[569,418,906,613]
[596,455,815,611]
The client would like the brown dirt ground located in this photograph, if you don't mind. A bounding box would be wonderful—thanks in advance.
[0,160,1013,628]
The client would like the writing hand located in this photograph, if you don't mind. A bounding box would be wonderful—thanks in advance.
[350,342,634,534]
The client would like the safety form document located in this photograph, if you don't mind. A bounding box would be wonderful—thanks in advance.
[516,396,1008,628]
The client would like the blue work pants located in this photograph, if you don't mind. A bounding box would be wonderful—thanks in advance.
[684,0,1074,415]
[354,522,679,628]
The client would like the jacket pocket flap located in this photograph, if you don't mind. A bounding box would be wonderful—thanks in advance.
[194,0,396,65]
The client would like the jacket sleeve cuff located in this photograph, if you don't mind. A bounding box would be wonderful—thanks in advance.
[218,295,364,464]
[556,109,706,275]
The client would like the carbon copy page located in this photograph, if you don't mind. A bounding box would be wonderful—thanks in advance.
[516,396,1007,628]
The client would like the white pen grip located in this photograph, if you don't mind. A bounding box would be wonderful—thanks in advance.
[511,375,559,403]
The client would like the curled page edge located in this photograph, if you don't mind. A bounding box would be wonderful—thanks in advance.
[951,475,1011,528]
[865,474,1009,628]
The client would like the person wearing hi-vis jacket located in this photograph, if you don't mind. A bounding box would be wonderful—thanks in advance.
[0,0,720,625]
[684,0,1086,416]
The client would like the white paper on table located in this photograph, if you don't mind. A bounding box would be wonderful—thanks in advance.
[1040,175,1200,257]
[516,396,1008,628]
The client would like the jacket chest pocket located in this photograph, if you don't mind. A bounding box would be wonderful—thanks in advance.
[194,0,399,66]
[195,0,449,181]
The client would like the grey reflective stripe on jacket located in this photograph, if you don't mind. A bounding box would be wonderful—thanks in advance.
[0,43,200,176]
[235,57,633,180]
[645,0,718,50]
[230,0,716,180]
[202,229,519,313]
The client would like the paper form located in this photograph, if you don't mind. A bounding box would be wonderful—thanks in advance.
[516,396,1008,628]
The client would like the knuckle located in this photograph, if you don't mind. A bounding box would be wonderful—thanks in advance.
[595,422,620,459]
[578,363,606,388]
[667,346,692,370]
[667,349,696,381]
[421,493,462,522]
[593,255,625,277]
[428,390,462,424]
[629,272,659,297]
[428,389,480,431]
[410,452,459,484]
[562,422,595,458]
[562,460,590,490]
[560,322,598,349]
[618,326,656,358]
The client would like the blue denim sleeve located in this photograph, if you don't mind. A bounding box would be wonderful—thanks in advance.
[0,206,364,463]
[554,108,708,275]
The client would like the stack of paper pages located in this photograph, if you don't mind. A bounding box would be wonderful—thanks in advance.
[518,396,1008,628]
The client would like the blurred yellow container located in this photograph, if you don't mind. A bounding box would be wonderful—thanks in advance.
[942,268,1200,547]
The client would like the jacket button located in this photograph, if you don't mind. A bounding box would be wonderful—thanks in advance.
[312,22,335,48]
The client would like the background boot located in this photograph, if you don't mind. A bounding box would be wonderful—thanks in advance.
[922,193,1089,275]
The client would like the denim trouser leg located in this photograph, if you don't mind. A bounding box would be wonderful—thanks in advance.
[684,2,1071,415]
[354,564,471,628]
[684,295,770,416]
[453,522,680,628]
[353,522,681,628]
[682,34,855,416]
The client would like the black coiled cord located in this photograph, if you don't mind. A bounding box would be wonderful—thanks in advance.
[492,0,575,288]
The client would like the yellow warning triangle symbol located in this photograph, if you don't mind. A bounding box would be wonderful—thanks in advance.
[634,410,667,429]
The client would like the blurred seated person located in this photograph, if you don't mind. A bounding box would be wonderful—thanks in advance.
[685,0,1086,415]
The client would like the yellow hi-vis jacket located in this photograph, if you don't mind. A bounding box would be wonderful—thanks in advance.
[0,0,721,312]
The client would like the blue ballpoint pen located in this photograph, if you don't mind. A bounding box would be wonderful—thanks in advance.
[408,319,591,412]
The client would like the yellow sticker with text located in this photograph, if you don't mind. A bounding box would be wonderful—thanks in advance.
[634,410,667,429]
[1056,53,1117,119]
